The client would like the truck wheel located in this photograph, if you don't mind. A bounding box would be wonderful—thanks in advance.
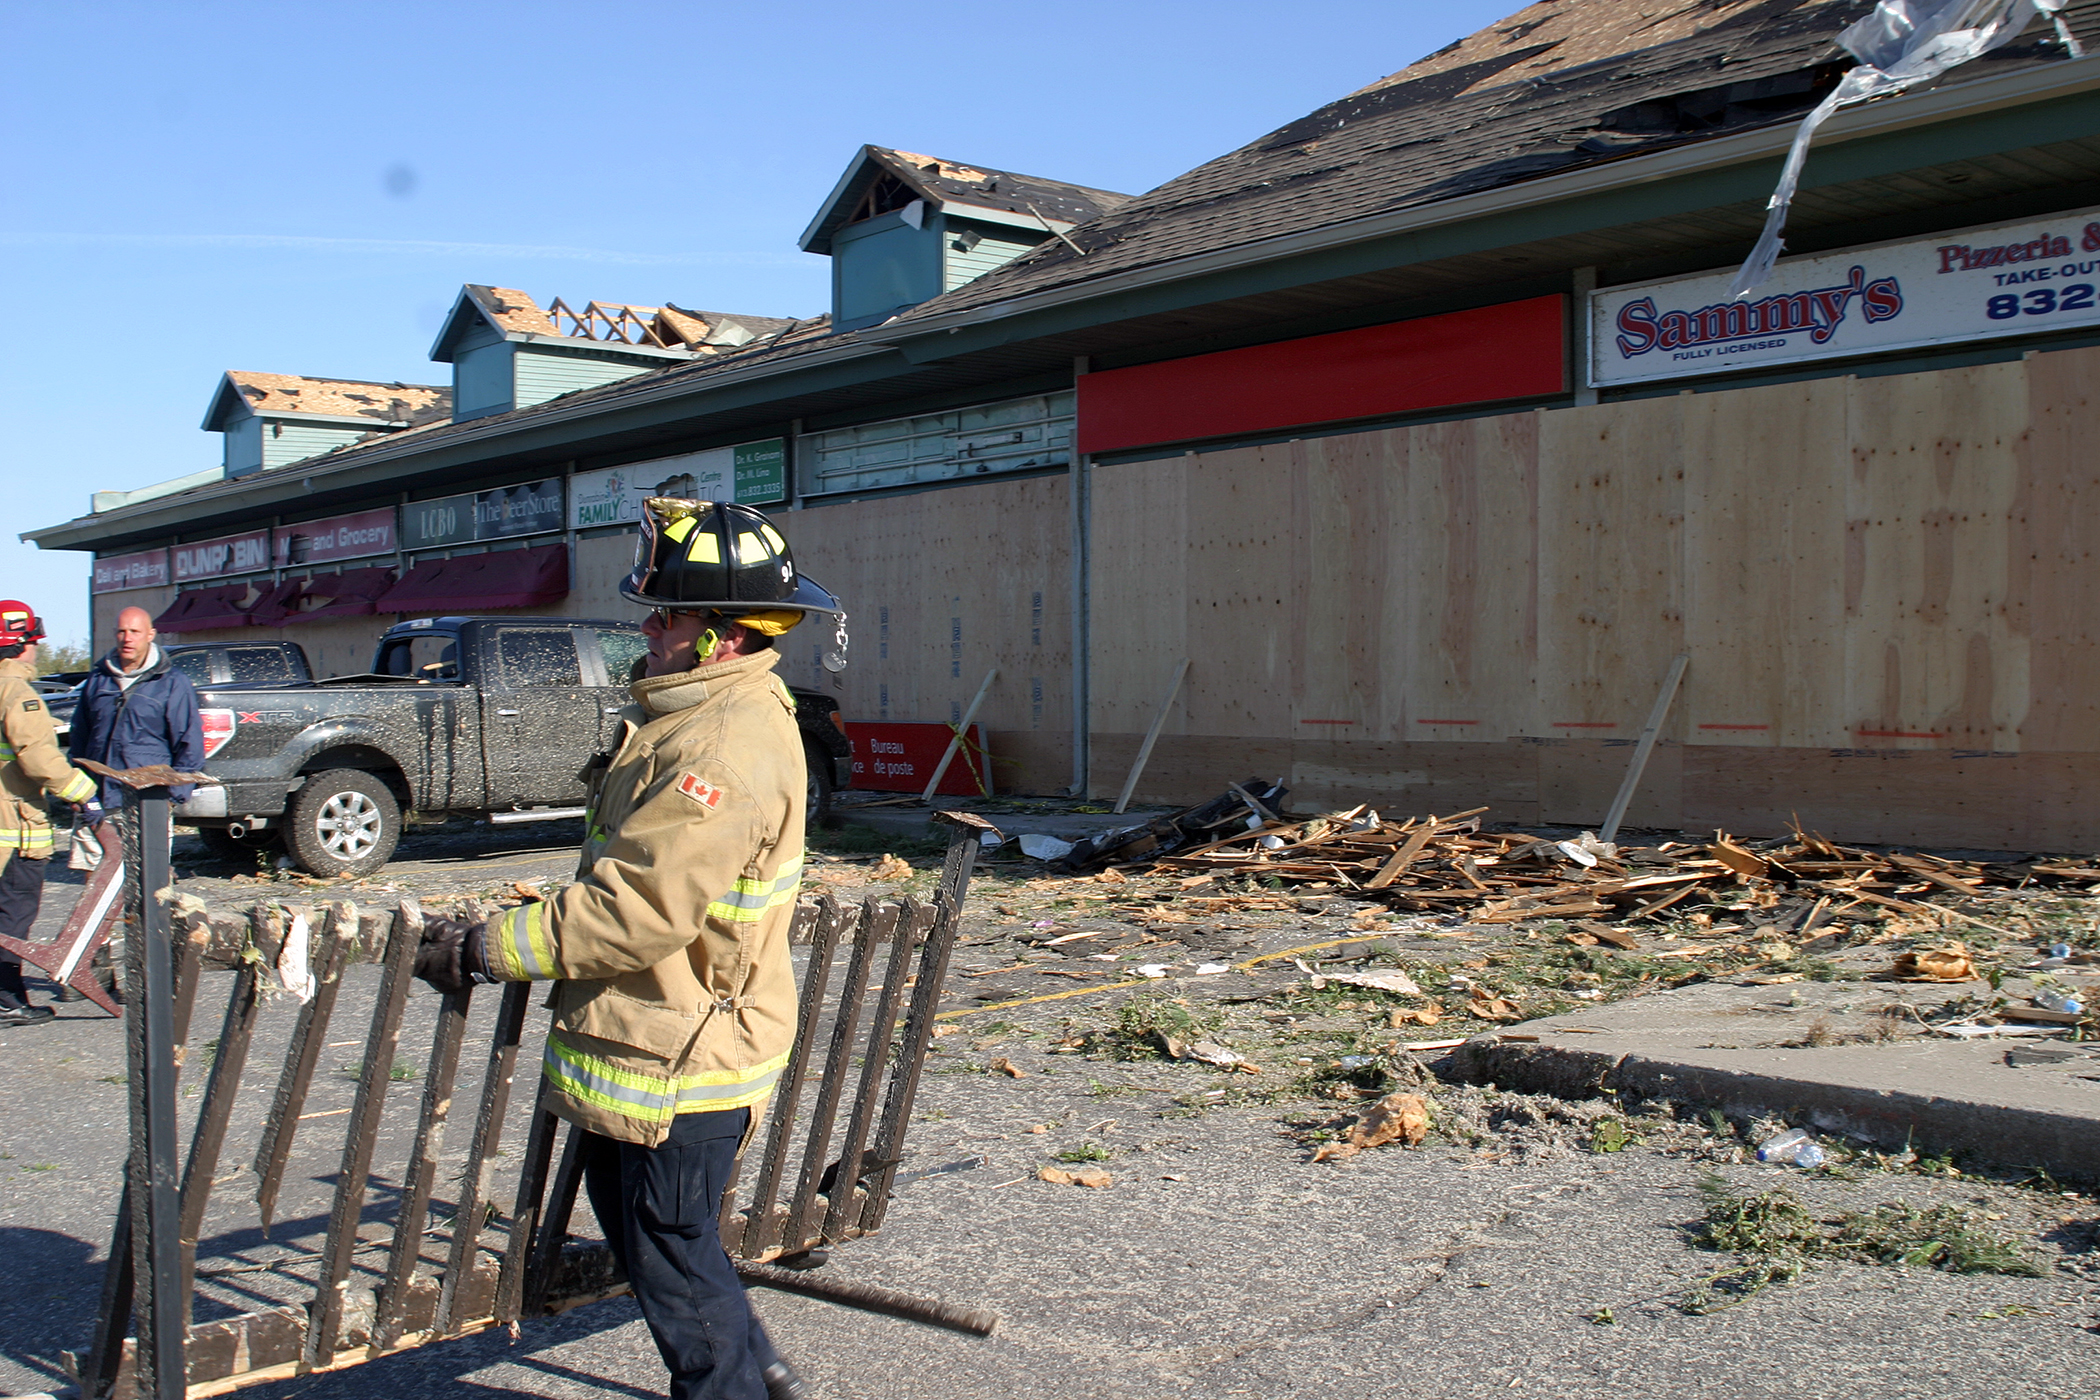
[285,769,400,877]
[804,740,836,829]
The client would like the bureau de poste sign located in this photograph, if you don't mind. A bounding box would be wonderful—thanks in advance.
[1589,208,2100,387]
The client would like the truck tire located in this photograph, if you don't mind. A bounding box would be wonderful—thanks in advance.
[285,769,401,878]
[804,739,836,829]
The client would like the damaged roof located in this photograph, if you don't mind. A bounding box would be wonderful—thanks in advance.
[429,284,798,361]
[800,145,1132,255]
[886,0,2094,325]
[200,373,451,431]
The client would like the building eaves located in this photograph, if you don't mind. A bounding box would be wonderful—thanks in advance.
[28,314,864,551]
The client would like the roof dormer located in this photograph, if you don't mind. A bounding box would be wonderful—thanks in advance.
[799,147,1130,332]
[429,286,795,422]
[203,372,450,480]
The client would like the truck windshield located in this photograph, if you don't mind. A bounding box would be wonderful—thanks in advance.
[224,646,298,684]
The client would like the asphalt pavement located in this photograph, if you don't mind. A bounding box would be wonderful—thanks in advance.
[6,826,2100,1398]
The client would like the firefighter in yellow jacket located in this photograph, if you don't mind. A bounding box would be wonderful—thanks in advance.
[415,502,840,1400]
[0,601,100,1027]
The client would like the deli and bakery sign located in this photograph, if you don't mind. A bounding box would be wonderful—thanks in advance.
[1591,208,2100,386]
[92,547,170,594]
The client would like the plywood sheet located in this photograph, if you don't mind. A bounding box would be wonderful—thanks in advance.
[2015,345,2100,753]
[1844,363,2028,751]
[1536,398,1685,740]
[1287,739,1541,824]
[1293,430,1400,741]
[1537,738,1681,830]
[1398,414,1539,742]
[1179,444,1295,739]
[1682,379,1847,748]
[786,475,1072,793]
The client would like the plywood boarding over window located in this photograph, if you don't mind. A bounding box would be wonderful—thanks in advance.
[1682,379,1847,748]
[784,474,1072,793]
[1082,345,2100,843]
[1845,362,2030,752]
[1536,398,1685,740]
[2017,348,2100,753]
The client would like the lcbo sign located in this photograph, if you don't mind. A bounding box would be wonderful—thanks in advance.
[1591,208,2100,386]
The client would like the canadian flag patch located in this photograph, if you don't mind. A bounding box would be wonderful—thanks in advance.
[676,773,723,809]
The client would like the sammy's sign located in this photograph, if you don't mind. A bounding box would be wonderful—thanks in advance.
[1590,209,2100,386]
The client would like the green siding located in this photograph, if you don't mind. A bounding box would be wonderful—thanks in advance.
[944,221,1046,292]
[261,420,368,470]
[512,346,653,409]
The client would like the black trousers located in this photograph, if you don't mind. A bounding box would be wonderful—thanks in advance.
[0,852,47,1006]
[580,1107,779,1400]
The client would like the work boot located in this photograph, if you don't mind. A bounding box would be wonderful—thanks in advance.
[762,1360,810,1400]
[0,1001,56,1027]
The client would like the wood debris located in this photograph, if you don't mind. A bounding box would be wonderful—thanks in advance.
[1088,804,2060,937]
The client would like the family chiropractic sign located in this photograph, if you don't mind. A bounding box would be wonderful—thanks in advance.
[1590,208,2100,387]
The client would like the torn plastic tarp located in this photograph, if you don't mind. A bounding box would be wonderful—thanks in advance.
[1731,0,2082,300]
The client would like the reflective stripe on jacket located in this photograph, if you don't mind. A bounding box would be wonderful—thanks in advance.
[487,647,805,1147]
[0,659,97,857]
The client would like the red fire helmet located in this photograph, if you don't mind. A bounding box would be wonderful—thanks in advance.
[0,601,46,648]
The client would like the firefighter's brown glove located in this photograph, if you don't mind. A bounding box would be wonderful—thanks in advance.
[414,916,492,994]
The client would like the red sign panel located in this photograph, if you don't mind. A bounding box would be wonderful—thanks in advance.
[92,548,170,594]
[275,507,396,567]
[1076,294,1566,456]
[173,528,273,582]
[845,722,992,796]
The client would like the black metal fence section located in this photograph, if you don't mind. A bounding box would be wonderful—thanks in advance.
[73,809,982,1400]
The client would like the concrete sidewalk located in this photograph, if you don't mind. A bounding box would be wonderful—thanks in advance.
[1452,976,2100,1180]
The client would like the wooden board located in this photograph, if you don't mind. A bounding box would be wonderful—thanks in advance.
[1398,414,1540,742]
[1292,431,1398,740]
[1845,362,2030,753]
[1681,379,1847,748]
[1535,398,1685,741]
[785,474,1073,794]
[2016,345,2100,753]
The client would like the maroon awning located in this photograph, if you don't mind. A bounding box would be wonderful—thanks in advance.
[374,545,568,615]
[155,584,256,633]
[294,567,398,622]
[245,578,306,627]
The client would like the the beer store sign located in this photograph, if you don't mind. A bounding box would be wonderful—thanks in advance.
[1590,207,2100,386]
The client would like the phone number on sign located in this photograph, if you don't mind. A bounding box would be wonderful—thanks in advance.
[1987,285,2098,319]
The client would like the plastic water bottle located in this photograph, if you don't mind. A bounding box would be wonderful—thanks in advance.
[2051,943,2074,960]
[2036,988,2085,1015]
[1756,1128,1826,1168]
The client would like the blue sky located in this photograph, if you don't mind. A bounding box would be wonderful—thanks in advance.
[1,0,1516,644]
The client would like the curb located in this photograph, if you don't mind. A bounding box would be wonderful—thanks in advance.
[1449,1036,2100,1182]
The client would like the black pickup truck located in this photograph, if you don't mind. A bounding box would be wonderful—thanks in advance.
[59,620,851,877]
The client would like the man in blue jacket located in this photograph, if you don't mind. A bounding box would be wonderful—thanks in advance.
[70,606,204,817]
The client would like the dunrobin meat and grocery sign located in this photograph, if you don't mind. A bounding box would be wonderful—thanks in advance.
[1590,209,2100,387]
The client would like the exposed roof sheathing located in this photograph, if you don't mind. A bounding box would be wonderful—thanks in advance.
[204,372,451,430]
[889,0,2098,325]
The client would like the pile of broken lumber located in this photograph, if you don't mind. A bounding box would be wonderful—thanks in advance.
[1135,806,2098,929]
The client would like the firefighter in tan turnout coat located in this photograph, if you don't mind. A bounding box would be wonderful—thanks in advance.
[415,501,841,1400]
[0,601,99,1027]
